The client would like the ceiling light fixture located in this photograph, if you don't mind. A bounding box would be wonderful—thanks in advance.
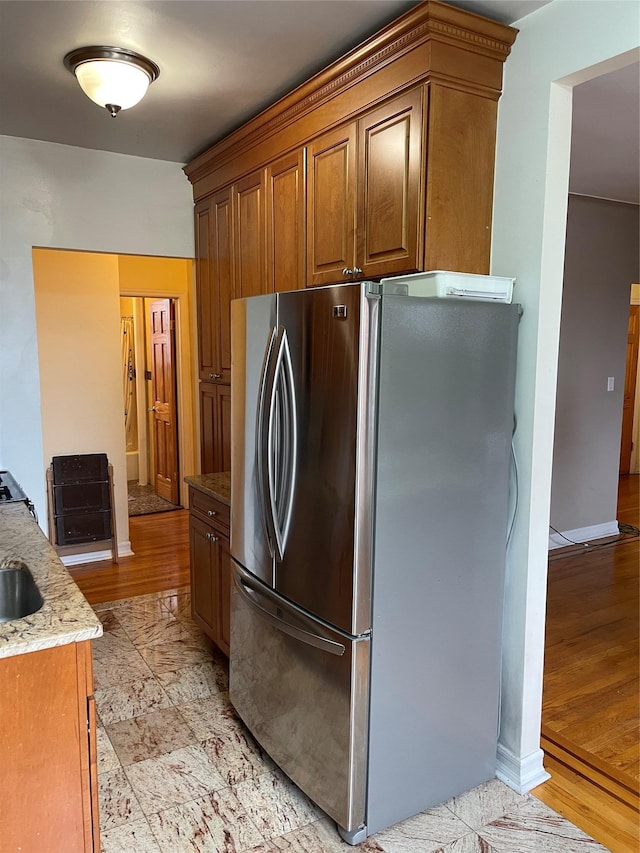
[63,46,160,118]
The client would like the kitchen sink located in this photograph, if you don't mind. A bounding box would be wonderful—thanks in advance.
[0,559,44,623]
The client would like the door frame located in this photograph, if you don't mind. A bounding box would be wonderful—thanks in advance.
[120,286,196,510]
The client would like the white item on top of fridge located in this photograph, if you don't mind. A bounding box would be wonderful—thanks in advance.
[379,270,515,302]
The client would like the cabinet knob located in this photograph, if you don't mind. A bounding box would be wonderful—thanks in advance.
[206,532,218,542]
[209,373,222,380]
[353,267,362,275]
[207,510,217,517]
[342,268,353,276]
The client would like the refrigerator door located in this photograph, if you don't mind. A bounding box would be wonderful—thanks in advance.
[274,283,378,635]
[231,293,277,586]
[230,559,369,834]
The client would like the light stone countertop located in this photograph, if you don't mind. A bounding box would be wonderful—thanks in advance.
[0,502,102,659]
[184,472,231,506]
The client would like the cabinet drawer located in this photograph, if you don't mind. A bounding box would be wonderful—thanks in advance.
[189,487,230,529]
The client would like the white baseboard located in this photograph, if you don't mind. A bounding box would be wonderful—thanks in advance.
[60,541,134,566]
[548,519,619,550]
[496,743,550,793]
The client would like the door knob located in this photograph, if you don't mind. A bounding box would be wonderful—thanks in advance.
[342,268,353,276]
[353,267,362,275]
[209,373,222,380]
[206,532,218,542]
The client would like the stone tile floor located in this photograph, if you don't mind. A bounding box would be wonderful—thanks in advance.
[93,588,609,852]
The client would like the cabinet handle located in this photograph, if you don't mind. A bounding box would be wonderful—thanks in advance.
[353,267,362,275]
[207,510,217,517]
[342,268,353,276]
[209,372,222,380]
[206,532,219,542]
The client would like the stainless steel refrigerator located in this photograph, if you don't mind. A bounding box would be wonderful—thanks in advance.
[229,280,519,844]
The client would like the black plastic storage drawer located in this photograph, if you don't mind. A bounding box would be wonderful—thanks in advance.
[53,481,110,515]
[55,510,112,545]
[52,453,109,484]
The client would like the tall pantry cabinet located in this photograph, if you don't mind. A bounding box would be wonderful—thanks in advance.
[185,0,518,477]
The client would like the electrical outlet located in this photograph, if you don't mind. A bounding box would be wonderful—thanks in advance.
[607,377,615,392]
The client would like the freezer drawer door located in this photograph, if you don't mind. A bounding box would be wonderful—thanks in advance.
[230,560,369,834]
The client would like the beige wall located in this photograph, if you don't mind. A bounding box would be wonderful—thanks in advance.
[551,196,639,535]
[33,248,131,554]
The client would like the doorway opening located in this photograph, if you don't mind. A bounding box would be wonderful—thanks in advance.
[33,247,197,558]
[120,296,181,516]
[536,60,640,848]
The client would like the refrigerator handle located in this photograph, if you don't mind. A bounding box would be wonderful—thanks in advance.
[269,328,297,560]
[256,326,279,556]
[232,564,346,657]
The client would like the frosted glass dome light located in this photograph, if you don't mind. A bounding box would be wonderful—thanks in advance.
[64,47,160,117]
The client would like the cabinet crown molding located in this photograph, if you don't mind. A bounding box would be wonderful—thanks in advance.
[184,0,517,189]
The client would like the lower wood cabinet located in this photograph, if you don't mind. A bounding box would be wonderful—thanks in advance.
[0,640,99,852]
[189,486,231,655]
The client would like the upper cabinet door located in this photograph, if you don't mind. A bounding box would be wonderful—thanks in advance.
[266,150,306,293]
[306,124,357,287]
[212,187,235,383]
[234,170,267,299]
[195,199,215,381]
[358,88,424,279]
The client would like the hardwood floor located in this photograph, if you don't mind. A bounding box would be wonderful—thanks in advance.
[69,509,190,605]
[533,474,640,852]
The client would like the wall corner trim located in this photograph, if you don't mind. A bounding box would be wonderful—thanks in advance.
[59,541,134,566]
[548,520,619,550]
[496,744,550,794]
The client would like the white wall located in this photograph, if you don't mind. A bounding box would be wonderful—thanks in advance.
[491,1,639,790]
[551,196,639,535]
[0,135,193,526]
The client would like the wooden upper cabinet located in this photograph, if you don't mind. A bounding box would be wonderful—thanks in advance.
[424,85,497,275]
[358,87,424,278]
[234,170,267,298]
[266,150,306,292]
[195,199,215,381]
[307,125,357,287]
[307,88,424,286]
[196,187,235,384]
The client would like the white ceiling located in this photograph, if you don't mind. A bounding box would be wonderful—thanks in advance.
[0,0,637,204]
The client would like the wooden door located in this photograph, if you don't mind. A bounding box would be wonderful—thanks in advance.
[424,84,498,274]
[200,383,232,474]
[189,514,216,635]
[266,149,306,292]
[218,384,232,473]
[234,169,266,298]
[150,299,179,504]
[195,198,215,381]
[620,305,639,474]
[358,88,424,278]
[307,123,357,286]
[217,531,232,656]
[211,187,235,383]
[0,643,95,853]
